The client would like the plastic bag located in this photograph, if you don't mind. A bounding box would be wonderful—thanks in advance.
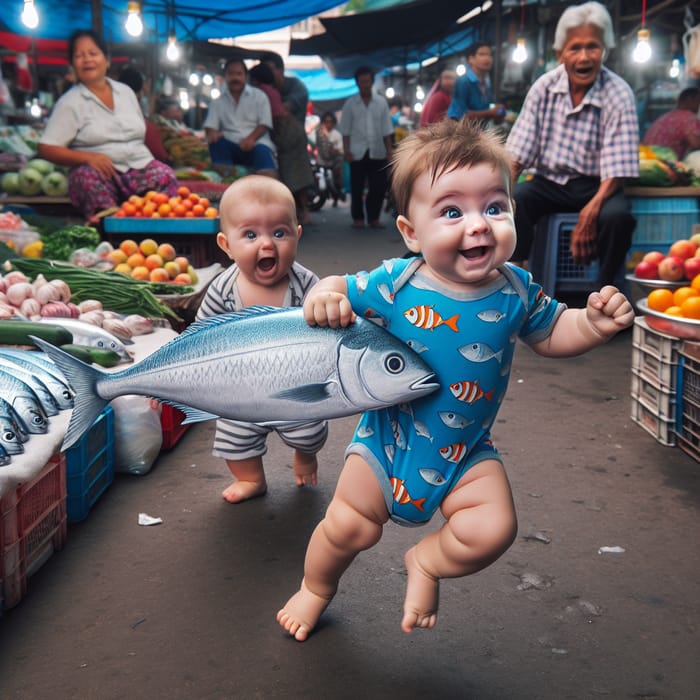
[111,395,163,475]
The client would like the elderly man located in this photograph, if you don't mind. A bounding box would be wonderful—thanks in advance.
[203,58,277,177]
[506,1,639,287]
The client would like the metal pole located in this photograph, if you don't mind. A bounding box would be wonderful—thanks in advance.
[493,0,502,101]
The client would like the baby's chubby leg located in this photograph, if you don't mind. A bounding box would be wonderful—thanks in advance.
[401,459,517,633]
[222,456,267,503]
[277,455,389,641]
[292,450,318,486]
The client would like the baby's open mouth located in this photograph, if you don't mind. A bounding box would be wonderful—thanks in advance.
[258,257,276,271]
[461,246,487,260]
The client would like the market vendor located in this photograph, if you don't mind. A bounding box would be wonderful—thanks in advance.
[37,29,179,226]
[505,1,639,287]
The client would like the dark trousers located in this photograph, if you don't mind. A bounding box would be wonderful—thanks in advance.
[512,175,636,286]
[349,152,388,223]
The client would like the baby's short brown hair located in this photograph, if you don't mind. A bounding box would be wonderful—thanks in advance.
[391,118,512,217]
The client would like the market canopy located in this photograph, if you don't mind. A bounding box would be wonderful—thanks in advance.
[289,0,482,77]
[0,0,347,43]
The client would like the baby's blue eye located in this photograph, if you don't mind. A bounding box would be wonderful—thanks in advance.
[442,206,461,219]
[245,230,256,240]
[273,229,286,239]
[485,203,503,216]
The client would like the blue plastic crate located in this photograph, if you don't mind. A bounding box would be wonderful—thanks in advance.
[629,196,699,248]
[65,407,115,523]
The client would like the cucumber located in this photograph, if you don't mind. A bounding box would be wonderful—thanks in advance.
[59,344,94,363]
[59,344,122,368]
[0,320,73,348]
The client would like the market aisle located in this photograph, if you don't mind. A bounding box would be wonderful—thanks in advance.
[0,202,699,699]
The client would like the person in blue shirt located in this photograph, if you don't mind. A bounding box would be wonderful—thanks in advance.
[447,42,505,125]
[276,117,634,642]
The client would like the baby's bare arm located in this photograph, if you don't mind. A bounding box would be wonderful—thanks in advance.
[303,275,355,328]
[534,286,634,358]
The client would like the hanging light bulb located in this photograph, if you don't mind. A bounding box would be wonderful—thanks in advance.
[125,2,143,37]
[21,0,39,29]
[202,74,213,86]
[415,85,425,101]
[188,72,200,87]
[512,38,528,64]
[632,28,652,64]
[456,63,466,77]
[669,58,681,79]
[166,34,180,62]
[385,86,395,99]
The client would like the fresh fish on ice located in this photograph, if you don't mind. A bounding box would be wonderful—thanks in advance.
[37,318,134,362]
[0,443,10,466]
[32,306,439,450]
[0,362,60,416]
[0,349,74,409]
[0,369,49,434]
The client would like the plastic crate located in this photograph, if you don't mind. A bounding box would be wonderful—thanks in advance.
[630,394,677,446]
[630,368,676,419]
[1,453,67,611]
[629,196,699,248]
[65,406,115,523]
[676,349,700,462]
[160,404,189,451]
[631,317,682,389]
[530,213,600,296]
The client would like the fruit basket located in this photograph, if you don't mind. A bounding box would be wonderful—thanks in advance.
[637,299,700,340]
[625,274,686,291]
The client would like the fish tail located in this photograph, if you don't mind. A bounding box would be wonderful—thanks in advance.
[413,497,426,512]
[484,389,494,402]
[443,314,460,332]
[30,337,109,451]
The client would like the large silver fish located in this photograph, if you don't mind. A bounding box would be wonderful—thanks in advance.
[33,306,439,450]
[37,318,134,362]
[0,349,75,410]
[0,395,27,455]
[0,369,49,434]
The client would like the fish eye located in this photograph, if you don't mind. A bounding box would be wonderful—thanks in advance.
[384,353,405,374]
[97,340,105,348]
[30,411,44,426]
[2,430,14,441]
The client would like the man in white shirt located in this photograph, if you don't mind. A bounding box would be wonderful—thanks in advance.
[203,58,277,176]
[340,66,394,229]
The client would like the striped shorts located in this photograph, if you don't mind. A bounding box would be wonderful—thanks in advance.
[212,418,328,461]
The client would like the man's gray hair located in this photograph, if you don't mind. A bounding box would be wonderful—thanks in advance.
[553,1,615,51]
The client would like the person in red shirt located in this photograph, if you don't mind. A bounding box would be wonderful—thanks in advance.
[643,87,700,160]
[419,69,456,127]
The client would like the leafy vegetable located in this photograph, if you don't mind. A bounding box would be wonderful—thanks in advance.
[40,224,101,261]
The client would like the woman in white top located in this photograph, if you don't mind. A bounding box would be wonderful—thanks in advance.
[38,29,178,225]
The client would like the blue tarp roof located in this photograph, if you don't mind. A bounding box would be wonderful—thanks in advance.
[0,1,346,43]
[291,68,357,102]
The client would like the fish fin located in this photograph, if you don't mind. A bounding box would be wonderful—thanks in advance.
[413,497,426,512]
[30,337,108,451]
[272,382,333,403]
[444,314,460,333]
[177,305,291,339]
[484,389,494,401]
[159,400,220,424]
[120,336,135,345]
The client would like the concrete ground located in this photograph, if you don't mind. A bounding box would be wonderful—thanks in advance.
[0,200,699,699]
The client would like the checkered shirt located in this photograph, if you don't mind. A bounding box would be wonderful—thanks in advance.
[506,65,639,185]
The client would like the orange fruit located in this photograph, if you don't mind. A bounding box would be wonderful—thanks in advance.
[192,203,205,217]
[131,265,150,280]
[691,273,700,292]
[681,296,700,320]
[153,192,169,205]
[122,202,137,216]
[188,192,200,204]
[181,198,193,210]
[198,197,210,209]
[157,203,171,217]
[128,195,144,209]
[119,239,139,256]
[177,185,191,198]
[144,253,164,270]
[647,288,674,312]
[664,305,683,317]
[139,238,158,255]
[673,286,699,307]
[142,202,156,217]
[204,206,218,218]
[144,190,157,201]
[173,203,187,217]
[149,267,170,283]
[127,252,145,268]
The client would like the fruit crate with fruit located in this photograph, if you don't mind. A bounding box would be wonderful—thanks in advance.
[676,342,700,462]
[1,453,67,611]
[630,317,682,446]
[65,406,115,523]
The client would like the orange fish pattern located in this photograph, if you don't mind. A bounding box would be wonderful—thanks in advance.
[344,257,562,525]
[403,305,459,332]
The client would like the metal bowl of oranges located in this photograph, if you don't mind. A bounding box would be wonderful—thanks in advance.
[638,284,700,340]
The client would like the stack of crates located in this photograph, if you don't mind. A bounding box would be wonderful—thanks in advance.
[0,453,67,611]
[676,341,700,461]
[630,317,682,446]
[65,406,115,523]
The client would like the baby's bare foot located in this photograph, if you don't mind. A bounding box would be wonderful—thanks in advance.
[222,479,267,503]
[277,579,332,642]
[292,451,318,487]
[401,546,439,633]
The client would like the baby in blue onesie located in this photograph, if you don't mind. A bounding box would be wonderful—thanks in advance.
[277,117,634,642]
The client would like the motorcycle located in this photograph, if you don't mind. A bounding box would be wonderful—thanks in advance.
[308,145,344,212]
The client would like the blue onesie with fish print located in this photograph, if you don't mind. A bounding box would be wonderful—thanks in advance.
[345,257,564,526]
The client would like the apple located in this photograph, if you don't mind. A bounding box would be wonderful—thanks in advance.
[684,257,700,280]
[690,232,700,248]
[668,239,697,260]
[634,260,659,279]
[643,250,665,265]
[658,255,686,281]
